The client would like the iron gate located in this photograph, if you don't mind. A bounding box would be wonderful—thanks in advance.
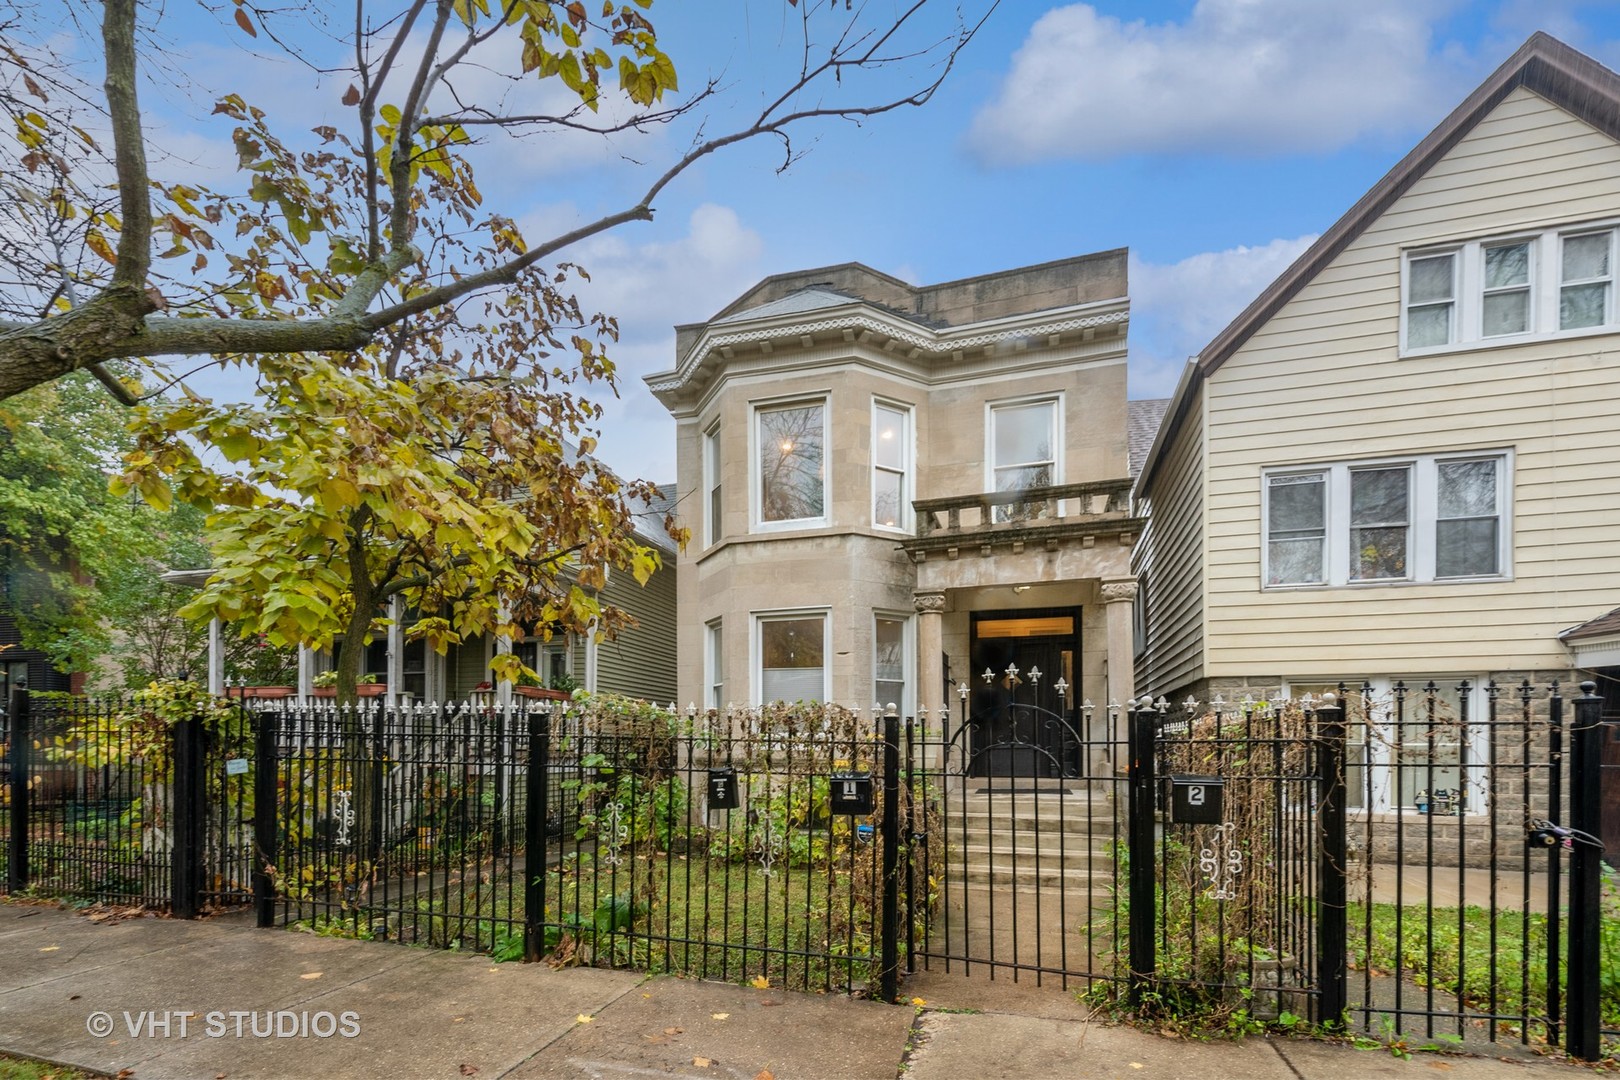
[908,673,1129,992]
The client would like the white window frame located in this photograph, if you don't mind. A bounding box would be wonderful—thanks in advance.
[752,609,830,705]
[750,396,829,532]
[871,399,913,533]
[704,618,723,710]
[986,394,1064,517]
[872,611,913,715]
[1261,451,1512,589]
[703,421,722,548]
[1281,676,1489,814]
[1401,221,1620,355]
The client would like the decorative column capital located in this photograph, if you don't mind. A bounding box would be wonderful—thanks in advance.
[913,591,947,615]
[1100,580,1139,604]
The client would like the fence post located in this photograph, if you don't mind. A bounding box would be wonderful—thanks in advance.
[1126,703,1157,1008]
[523,703,551,963]
[1544,682,1563,1046]
[253,708,279,928]
[1566,682,1604,1061]
[879,706,902,1002]
[1315,702,1348,1030]
[169,713,207,918]
[7,688,30,893]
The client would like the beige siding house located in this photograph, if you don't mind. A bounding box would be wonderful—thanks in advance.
[647,254,1153,776]
[1134,33,1620,835]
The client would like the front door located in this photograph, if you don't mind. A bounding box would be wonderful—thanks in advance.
[967,608,1079,777]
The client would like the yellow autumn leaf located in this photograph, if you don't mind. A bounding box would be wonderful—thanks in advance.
[750,976,769,989]
[576,1014,593,1024]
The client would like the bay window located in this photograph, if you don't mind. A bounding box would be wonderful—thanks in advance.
[756,401,826,527]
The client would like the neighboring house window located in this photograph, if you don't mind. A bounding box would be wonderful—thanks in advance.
[873,613,911,713]
[704,422,722,547]
[1284,678,1485,813]
[1262,452,1509,587]
[1405,252,1456,348]
[517,635,571,685]
[1560,229,1613,329]
[872,402,911,531]
[705,619,723,710]
[1404,223,1620,351]
[756,612,827,703]
[989,397,1059,521]
[755,401,826,526]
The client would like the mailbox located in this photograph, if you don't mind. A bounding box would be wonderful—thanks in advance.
[707,768,740,811]
[1169,775,1224,825]
[829,773,874,816]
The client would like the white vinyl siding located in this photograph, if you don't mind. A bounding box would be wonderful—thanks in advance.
[1203,86,1620,677]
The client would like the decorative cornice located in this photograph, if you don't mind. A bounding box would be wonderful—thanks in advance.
[647,307,1129,395]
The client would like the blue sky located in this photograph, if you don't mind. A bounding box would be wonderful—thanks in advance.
[123,1,1620,482]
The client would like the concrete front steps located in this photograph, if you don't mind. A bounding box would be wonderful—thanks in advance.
[941,787,1122,894]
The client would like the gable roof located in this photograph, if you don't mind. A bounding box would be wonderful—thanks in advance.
[1136,32,1620,497]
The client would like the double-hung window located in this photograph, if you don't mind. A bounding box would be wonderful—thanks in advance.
[703,423,722,547]
[755,401,826,528]
[1284,678,1485,814]
[872,402,911,531]
[1560,230,1613,329]
[873,613,911,713]
[705,619,723,710]
[1263,452,1508,587]
[755,612,828,704]
[989,397,1059,522]
[1403,223,1620,351]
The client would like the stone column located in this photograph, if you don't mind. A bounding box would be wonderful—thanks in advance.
[914,591,947,746]
[386,596,405,707]
[1101,579,1138,758]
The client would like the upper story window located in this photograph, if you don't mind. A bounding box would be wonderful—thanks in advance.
[872,402,911,531]
[703,423,722,547]
[755,401,826,528]
[989,397,1059,522]
[1263,452,1509,588]
[1403,223,1620,352]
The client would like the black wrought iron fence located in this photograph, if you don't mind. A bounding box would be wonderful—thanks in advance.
[259,696,923,997]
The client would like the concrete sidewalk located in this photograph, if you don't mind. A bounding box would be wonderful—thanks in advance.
[0,902,1588,1080]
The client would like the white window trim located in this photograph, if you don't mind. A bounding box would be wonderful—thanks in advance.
[704,618,723,710]
[985,392,1065,494]
[703,421,722,548]
[872,611,914,716]
[750,396,829,532]
[1401,221,1620,356]
[752,608,831,706]
[1261,450,1513,589]
[1281,676,1489,814]
[871,398,914,534]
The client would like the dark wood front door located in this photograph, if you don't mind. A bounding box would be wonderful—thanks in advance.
[967,608,1079,778]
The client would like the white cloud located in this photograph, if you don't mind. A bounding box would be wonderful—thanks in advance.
[1127,234,1317,398]
[568,204,768,481]
[969,0,1469,164]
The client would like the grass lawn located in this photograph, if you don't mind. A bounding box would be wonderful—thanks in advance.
[0,1054,102,1080]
